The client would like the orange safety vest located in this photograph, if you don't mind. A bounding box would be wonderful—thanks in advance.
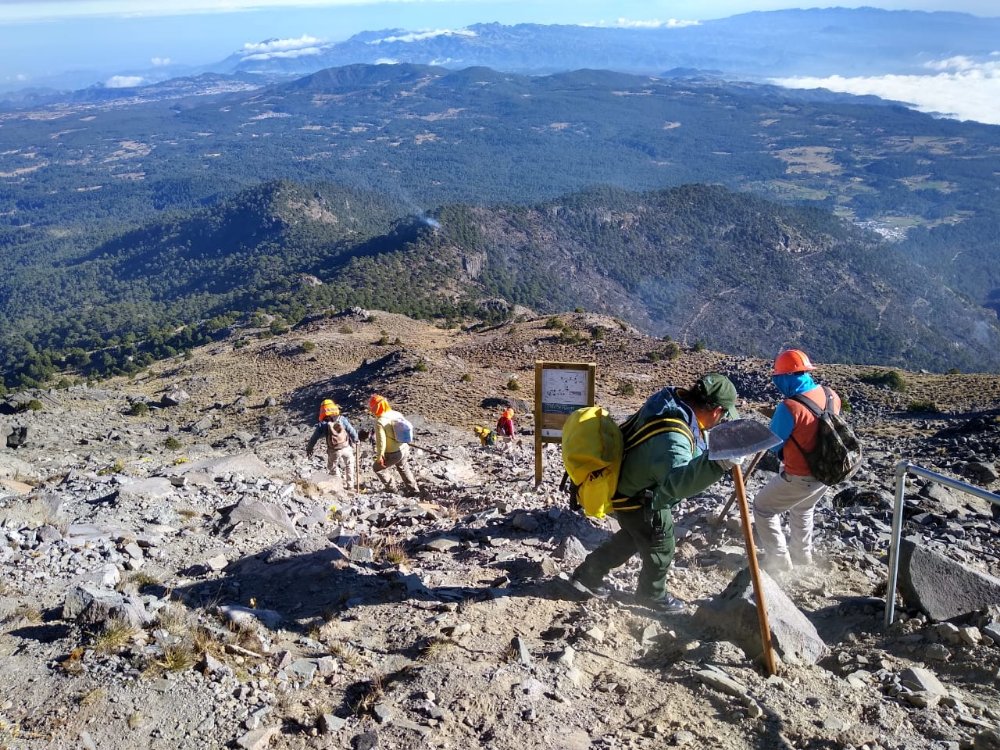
[782,386,842,477]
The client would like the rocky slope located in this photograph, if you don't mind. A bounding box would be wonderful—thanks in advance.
[1,309,999,750]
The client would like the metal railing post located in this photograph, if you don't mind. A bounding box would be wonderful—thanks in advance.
[884,460,1000,629]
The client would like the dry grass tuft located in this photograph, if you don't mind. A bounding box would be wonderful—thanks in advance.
[91,620,137,654]
[351,674,385,716]
[158,644,196,672]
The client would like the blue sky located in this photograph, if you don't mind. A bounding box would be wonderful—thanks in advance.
[1,0,998,123]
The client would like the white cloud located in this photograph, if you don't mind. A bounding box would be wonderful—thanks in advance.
[582,18,701,29]
[772,56,1000,125]
[106,75,144,87]
[374,58,399,65]
[150,56,171,66]
[368,28,476,45]
[617,18,701,29]
[242,46,324,61]
[241,35,323,54]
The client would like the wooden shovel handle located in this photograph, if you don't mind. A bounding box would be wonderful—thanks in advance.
[733,464,777,675]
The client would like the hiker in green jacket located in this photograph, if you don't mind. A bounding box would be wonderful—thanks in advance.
[570,373,742,614]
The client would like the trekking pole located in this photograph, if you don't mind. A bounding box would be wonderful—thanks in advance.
[407,443,451,461]
[712,451,764,525]
[732,464,777,675]
[355,442,361,493]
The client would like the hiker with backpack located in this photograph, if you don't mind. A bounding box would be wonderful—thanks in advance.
[752,349,860,572]
[306,399,359,488]
[569,373,742,614]
[368,394,420,496]
[495,407,517,451]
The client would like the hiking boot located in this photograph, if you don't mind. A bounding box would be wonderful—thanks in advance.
[763,552,793,574]
[640,594,687,615]
[569,575,611,600]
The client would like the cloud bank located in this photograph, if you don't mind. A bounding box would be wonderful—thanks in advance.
[773,54,1000,126]
[106,75,144,88]
[582,18,701,29]
[240,35,326,61]
[368,28,477,45]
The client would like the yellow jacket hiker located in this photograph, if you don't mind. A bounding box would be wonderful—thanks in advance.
[368,394,419,496]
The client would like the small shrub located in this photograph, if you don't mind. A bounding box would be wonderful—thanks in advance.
[164,436,182,450]
[22,399,43,412]
[98,458,126,476]
[692,340,706,353]
[544,317,563,330]
[301,340,316,353]
[158,644,196,672]
[946,367,960,375]
[574,307,585,313]
[860,369,907,392]
[459,373,472,383]
[338,325,353,335]
[182,350,194,361]
[907,400,939,413]
[590,326,607,341]
[617,381,636,397]
[414,359,428,373]
[507,378,520,391]
[648,350,661,363]
[383,541,408,565]
[269,320,289,336]
[376,334,390,346]
[128,402,149,417]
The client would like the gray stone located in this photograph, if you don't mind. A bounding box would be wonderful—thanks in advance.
[555,535,588,563]
[319,714,346,734]
[974,728,1000,750]
[695,668,748,699]
[897,537,1000,621]
[63,584,150,628]
[900,667,949,696]
[235,725,280,750]
[285,659,318,686]
[424,537,460,552]
[350,545,374,563]
[512,636,533,665]
[219,604,282,630]
[693,567,828,665]
[160,389,190,407]
[511,512,539,532]
[228,500,297,536]
[117,478,176,502]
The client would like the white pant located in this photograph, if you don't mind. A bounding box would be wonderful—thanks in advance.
[753,471,828,563]
[327,445,356,488]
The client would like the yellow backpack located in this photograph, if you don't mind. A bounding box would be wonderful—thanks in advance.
[561,407,623,519]
[561,406,695,518]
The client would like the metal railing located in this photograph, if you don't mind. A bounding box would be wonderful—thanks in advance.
[885,460,1000,628]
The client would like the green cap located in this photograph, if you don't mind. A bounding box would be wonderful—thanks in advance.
[697,373,740,420]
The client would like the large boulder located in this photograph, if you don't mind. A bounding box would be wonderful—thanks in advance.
[897,536,1000,621]
[694,567,828,666]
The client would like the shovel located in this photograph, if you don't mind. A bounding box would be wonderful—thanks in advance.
[711,450,764,525]
[709,419,782,675]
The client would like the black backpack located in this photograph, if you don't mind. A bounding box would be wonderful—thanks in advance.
[788,387,863,485]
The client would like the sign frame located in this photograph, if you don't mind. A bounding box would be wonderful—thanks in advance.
[533,360,596,486]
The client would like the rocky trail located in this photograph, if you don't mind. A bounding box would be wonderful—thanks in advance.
[1,310,999,750]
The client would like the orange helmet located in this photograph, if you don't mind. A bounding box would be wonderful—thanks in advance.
[773,349,816,375]
[503,407,514,419]
[318,399,339,420]
[368,394,390,416]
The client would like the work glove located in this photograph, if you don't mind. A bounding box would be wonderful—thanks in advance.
[713,455,745,472]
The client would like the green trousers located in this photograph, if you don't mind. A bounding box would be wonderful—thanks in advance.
[572,505,675,599]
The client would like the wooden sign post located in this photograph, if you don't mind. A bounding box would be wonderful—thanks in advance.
[534,361,596,487]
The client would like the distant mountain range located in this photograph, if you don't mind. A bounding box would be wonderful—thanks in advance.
[7,9,998,100]
[208,9,1000,80]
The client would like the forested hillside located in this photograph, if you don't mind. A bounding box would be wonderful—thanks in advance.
[3,180,999,391]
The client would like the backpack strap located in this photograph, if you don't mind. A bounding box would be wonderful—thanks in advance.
[786,386,832,457]
[612,415,696,507]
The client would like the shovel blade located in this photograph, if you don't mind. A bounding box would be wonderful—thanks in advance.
[708,419,781,461]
